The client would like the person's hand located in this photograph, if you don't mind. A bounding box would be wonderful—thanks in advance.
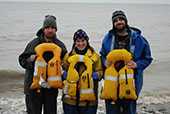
[27,55,37,62]
[30,55,37,62]
[126,60,137,69]
[92,72,99,80]
[39,76,50,88]
[40,82,50,88]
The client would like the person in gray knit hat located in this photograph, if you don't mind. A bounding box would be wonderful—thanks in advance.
[100,10,152,114]
[19,15,67,114]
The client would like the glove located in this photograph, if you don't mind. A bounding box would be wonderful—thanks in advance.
[40,82,50,88]
[92,72,99,80]
[39,76,50,88]
[62,70,67,80]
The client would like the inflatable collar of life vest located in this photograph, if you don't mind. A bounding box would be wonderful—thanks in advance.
[30,43,63,90]
[63,54,96,101]
[100,49,137,101]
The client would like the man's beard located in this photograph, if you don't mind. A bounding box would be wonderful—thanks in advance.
[115,23,126,32]
[45,32,56,39]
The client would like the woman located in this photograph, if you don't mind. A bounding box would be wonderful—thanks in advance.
[62,29,103,114]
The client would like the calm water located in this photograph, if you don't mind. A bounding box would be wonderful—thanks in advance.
[0,2,170,91]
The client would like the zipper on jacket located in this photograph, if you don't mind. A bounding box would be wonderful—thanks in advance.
[125,69,128,84]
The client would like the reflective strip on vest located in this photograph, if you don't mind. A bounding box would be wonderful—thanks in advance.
[119,74,134,80]
[33,65,38,76]
[80,88,94,94]
[48,76,62,81]
[64,95,76,99]
[35,61,47,67]
[79,55,84,62]
[104,76,118,81]
[33,61,47,76]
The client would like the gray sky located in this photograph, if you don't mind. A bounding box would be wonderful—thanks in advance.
[1,0,170,4]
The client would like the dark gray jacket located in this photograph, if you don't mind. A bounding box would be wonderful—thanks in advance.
[19,29,67,94]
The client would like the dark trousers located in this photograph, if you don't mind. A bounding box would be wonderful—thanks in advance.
[63,103,97,114]
[105,100,137,114]
[25,94,32,113]
[25,88,58,114]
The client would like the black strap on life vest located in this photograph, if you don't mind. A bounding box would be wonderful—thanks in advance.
[125,69,131,96]
[125,69,128,84]
[76,79,80,112]
[85,73,90,109]
[117,73,120,100]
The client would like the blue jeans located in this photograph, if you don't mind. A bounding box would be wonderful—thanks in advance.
[105,100,137,114]
[63,103,97,114]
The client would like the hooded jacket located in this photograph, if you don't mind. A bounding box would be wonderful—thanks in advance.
[100,27,153,96]
[19,28,67,94]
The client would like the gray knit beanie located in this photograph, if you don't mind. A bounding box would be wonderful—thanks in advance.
[43,15,57,30]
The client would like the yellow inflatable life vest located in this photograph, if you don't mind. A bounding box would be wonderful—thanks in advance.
[100,64,118,101]
[63,54,96,101]
[119,65,137,100]
[30,43,63,90]
[100,49,137,101]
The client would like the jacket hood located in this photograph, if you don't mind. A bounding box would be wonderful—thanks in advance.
[130,27,141,35]
[36,28,44,37]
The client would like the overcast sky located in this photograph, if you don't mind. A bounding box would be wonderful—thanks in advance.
[1,0,170,4]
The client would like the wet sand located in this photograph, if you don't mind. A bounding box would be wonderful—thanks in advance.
[0,70,24,93]
[0,70,170,114]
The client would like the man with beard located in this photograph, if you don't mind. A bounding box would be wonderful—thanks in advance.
[100,10,153,114]
[19,15,67,114]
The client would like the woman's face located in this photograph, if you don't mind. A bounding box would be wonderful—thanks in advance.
[75,38,87,51]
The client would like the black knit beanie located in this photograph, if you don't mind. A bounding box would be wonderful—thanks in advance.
[112,10,128,24]
[73,29,89,42]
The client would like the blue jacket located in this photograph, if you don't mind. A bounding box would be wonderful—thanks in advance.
[100,27,153,96]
